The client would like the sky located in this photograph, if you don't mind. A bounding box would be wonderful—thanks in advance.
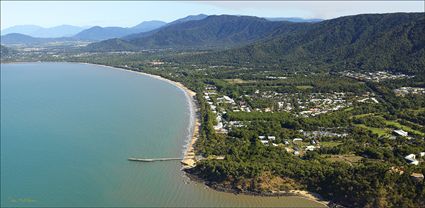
[1,1,424,29]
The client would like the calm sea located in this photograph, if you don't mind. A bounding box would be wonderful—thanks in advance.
[0,63,324,207]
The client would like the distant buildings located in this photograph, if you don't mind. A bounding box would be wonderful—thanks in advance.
[393,87,425,97]
[342,71,413,82]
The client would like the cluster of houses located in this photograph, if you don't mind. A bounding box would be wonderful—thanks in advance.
[258,135,278,146]
[257,135,320,156]
[287,92,351,117]
[393,87,425,97]
[204,82,382,121]
[301,130,348,139]
[342,71,413,82]
[204,85,238,134]
[245,91,356,117]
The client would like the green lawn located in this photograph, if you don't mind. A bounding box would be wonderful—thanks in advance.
[384,120,425,136]
[354,124,391,137]
[343,107,354,112]
[295,85,313,90]
[224,79,256,84]
[325,154,363,164]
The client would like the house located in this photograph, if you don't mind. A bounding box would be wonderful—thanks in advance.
[293,138,303,142]
[404,154,419,165]
[259,136,266,140]
[420,152,425,157]
[305,146,316,151]
[223,96,235,104]
[294,151,300,156]
[394,129,408,137]
[260,140,269,145]
[268,136,276,141]
[272,143,278,147]
[283,140,290,145]
[410,173,424,182]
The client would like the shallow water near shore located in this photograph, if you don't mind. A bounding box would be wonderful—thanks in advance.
[1,62,325,207]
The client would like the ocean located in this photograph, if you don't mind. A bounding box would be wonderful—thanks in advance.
[0,62,324,207]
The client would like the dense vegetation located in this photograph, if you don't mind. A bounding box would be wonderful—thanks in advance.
[1,45,12,56]
[87,15,301,51]
[174,13,425,75]
[187,75,425,208]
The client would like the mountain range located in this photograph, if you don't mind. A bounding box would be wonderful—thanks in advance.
[2,13,423,74]
[73,20,167,41]
[1,15,324,44]
[266,17,322,22]
[1,25,89,38]
[86,15,305,51]
[1,20,167,44]
[1,33,76,45]
[173,13,425,74]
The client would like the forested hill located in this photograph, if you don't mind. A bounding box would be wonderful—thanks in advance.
[86,15,306,51]
[173,13,425,75]
[1,45,12,56]
[1,33,75,45]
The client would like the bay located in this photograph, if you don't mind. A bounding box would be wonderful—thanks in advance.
[0,62,324,207]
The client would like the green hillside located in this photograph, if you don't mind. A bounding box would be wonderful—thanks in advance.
[175,13,425,74]
[87,15,302,51]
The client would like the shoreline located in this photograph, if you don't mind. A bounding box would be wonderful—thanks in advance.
[184,169,331,207]
[3,61,329,207]
[79,63,201,168]
[2,61,199,169]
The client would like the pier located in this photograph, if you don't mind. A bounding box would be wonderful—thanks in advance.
[128,157,183,162]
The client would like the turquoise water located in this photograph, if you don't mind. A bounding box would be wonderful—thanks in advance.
[1,63,324,207]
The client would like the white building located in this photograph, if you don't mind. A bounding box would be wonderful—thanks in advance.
[268,136,276,141]
[394,129,408,137]
[260,140,269,145]
[305,146,316,151]
[405,154,419,165]
[293,138,303,142]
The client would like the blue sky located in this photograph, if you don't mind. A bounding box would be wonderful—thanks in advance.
[1,1,424,29]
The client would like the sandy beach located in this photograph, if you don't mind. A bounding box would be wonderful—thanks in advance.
[83,63,201,169]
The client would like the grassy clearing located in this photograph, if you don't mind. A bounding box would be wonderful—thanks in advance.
[320,141,343,148]
[343,107,354,112]
[354,124,391,137]
[295,85,314,90]
[325,154,363,164]
[384,120,425,136]
[224,79,256,84]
